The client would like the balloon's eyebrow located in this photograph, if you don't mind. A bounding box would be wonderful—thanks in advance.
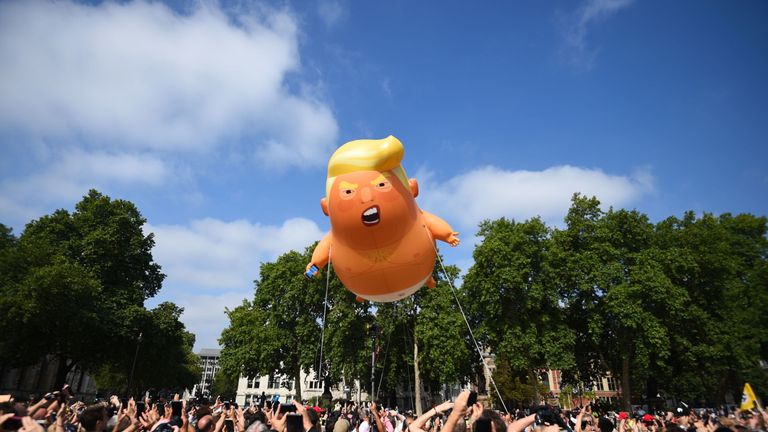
[370,174,388,185]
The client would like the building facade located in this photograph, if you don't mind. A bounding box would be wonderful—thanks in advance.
[235,370,368,406]
[0,356,97,399]
[197,348,221,397]
[543,369,621,408]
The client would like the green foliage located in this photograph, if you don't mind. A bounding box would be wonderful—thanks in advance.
[218,245,373,400]
[464,216,575,396]
[371,261,475,403]
[415,271,475,385]
[463,194,767,407]
[493,354,549,408]
[0,190,198,392]
[210,370,239,401]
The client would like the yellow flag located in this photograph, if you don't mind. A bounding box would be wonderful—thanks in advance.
[741,383,758,410]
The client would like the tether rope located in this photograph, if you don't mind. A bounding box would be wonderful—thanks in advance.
[317,247,332,380]
[423,225,510,414]
[375,307,394,401]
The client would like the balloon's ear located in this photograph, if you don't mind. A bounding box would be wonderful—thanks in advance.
[320,198,329,216]
[409,179,419,198]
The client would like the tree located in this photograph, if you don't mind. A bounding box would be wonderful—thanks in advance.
[210,370,239,402]
[653,212,768,403]
[219,246,373,400]
[369,261,474,411]
[549,196,689,408]
[92,302,201,394]
[464,216,574,406]
[0,190,196,391]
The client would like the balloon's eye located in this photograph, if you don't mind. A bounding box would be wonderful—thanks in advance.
[339,186,357,200]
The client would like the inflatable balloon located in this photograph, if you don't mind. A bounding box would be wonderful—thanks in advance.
[305,135,460,302]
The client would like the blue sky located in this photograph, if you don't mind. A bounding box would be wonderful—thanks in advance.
[1,0,766,350]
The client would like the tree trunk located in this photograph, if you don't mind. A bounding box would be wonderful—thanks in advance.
[530,370,540,405]
[54,357,76,390]
[36,356,50,390]
[621,356,631,410]
[294,365,303,401]
[414,332,422,416]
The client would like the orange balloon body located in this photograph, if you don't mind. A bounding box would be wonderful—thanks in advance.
[307,144,459,302]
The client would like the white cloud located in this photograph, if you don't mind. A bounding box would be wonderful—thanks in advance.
[146,217,325,290]
[560,0,634,70]
[0,149,172,223]
[174,291,249,351]
[145,216,327,349]
[146,289,250,351]
[418,165,654,232]
[0,0,338,166]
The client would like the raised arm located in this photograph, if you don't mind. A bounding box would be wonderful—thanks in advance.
[306,233,332,276]
[421,211,459,246]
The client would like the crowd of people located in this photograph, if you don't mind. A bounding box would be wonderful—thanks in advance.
[1,387,766,432]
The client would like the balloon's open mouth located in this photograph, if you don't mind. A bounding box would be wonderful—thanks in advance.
[362,205,380,226]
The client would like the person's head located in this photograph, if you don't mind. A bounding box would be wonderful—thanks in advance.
[673,403,691,426]
[253,411,267,425]
[480,410,507,432]
[308,409,320,430]
[598,416,614,432]
[581,415,597,432]
[196,414,214,432]
[80,405,108,432]
[332,415,350,432]
[322,136,420,248]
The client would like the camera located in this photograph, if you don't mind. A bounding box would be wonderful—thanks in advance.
[467,391,478,406]
[171,401,183,417]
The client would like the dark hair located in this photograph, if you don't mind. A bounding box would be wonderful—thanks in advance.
[254,411,267,424]
[308,409,320,430]
[79,405,107,432]
[480,410,507,432]
[325,411,341,432]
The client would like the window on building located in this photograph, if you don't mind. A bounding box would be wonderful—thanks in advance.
[607,377,617,391]
[247,377,255,388]
[268,374,281,389]
[307,380,321,390]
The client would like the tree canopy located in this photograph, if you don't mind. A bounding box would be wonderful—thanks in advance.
[0,190,199,392]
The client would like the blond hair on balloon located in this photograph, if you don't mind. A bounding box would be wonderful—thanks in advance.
[326,135,410,199]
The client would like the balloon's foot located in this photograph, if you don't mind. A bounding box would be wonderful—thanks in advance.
[426,276,436,289]
[355,296,366,303]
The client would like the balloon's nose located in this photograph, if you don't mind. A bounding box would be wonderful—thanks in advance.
[360,186,373,203]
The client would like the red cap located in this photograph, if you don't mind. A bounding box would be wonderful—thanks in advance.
[618,412,629,420]
[642,414,654,422]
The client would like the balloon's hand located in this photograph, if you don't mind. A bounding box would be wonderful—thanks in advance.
[305,263,319,279]
[446,232,460,247]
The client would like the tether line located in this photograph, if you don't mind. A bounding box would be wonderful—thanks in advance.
[317,247,332,380]
[423,225,509,414]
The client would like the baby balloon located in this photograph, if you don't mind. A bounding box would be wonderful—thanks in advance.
[305,135,460,302]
